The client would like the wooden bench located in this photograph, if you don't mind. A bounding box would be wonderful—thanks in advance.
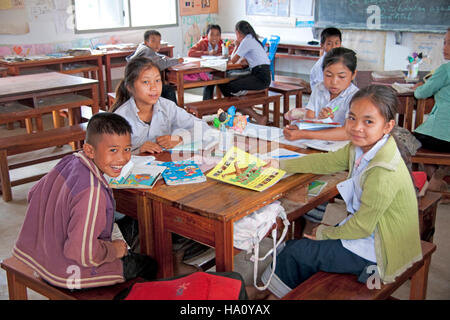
[282,240,436,300]
[185,91,282,127]
[418,191,442,242]
[269,81,304,126]
[0,102,37,133]
[1,256,139,300]
[0,123,87,202]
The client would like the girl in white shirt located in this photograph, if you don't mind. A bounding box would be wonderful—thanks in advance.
[111,57,211,153]
[284,47,359,141]
[219,20,271,125]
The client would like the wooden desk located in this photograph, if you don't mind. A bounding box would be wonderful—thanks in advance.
[0,72,99,133]
[102,45,174,99]
[0,54,105,109]
[355,71,429,131]
[114,137,341,278]
[166,59,242,107]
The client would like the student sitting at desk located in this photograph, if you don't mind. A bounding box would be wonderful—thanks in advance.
[112,57,211,154]
[283,47,359,141]
[218,20,272,125]
[126,29,183,104]
[412,27,450,193]
[259,85,422,299]
[188,24,234,101]
[12,113,158,289]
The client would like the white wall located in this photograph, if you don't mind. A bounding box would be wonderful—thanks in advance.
[217,0,446,74]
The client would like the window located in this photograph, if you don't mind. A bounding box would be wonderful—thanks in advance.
[74,0,177,32]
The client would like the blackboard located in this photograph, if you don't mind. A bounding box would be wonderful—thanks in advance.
[314,0,449,33]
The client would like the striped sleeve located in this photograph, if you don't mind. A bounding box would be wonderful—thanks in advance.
[63,172,117,267]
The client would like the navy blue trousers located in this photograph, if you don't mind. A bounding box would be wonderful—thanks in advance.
[274,239,376,289]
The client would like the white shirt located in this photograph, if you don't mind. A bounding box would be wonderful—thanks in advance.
[114,97,212,152]
[309,54,325,89]
[235,34,270,69]
[306,82,359,125]
[336,134,390,263]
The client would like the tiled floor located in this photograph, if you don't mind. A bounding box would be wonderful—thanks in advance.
[1,89,449,300]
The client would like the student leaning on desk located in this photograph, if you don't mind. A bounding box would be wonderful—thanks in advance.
[283,47,359,142]
[411,27,450,193]
[126,29,183,104]
[258,85,422,299]
[188,24,234,101]
[111,57,211,154]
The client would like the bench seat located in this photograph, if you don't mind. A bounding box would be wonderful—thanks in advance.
[282,240,436,300]
[1,256,139,300]
[0,123,87,202]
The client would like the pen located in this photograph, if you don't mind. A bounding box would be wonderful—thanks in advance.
[327,106,339,117]
[272,154,300,159]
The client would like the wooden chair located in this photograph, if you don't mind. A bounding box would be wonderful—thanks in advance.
[282,240,436,300]
[0,123,87,202]
[269,81,304,126]
[1,256,140,300]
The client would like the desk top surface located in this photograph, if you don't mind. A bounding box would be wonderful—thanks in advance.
[0,72,98,97]
[168,59,243,72]
[135,138,322,222]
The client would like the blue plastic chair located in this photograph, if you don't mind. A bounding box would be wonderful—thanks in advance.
[267,35,280,80]
[261,37,268,49]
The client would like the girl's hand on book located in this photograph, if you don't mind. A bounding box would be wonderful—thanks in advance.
[112,240,128,258]
[140,141,163,154]
[412,81,424,90]
[156,135,183,149]
[319,107,334,119]
[283,126,305,141]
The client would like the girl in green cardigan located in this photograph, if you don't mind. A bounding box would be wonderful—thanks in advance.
[260,85,422,299]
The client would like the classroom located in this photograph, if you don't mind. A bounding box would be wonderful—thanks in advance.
[0,0,449,306]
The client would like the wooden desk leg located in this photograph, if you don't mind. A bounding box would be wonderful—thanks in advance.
[214,220,234,272]
[136,194,154,257]
[409,255,431,300]
[404,96,414,131]
[6,272,28,300]
[176,72,184,107]
[52,110,62,129]
[96,56,106,110]
[274,97,281,128]
[25,118,33,134]
[92,84,100,115]
[152,201,174,278]
[0,149,12,202]
[282,93,290,127]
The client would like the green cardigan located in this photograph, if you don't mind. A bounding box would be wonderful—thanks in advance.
[414,62,450,142]
[280,137,422,283]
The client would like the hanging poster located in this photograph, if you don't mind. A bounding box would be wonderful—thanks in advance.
[179,0,218,16]
[246,0,290,17]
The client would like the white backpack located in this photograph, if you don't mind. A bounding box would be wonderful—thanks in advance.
[233,201,290,290]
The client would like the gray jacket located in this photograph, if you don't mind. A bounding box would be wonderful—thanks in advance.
[126,42,179,71]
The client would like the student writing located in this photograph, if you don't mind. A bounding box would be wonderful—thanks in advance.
[112,57,211,154]
[13,113,158,289]
[218,20,271,125]
[260,85,422,299]
[284,47,359,141]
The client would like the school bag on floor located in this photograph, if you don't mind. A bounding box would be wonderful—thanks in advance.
[233,200,290,291]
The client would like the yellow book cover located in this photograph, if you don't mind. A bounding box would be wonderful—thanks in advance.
[207,147,286,192]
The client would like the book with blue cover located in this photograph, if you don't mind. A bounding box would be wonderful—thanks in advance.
[108,163,166,189]
[158,160,207,186]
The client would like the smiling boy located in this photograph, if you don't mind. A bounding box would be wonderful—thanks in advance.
[13,113,157,289]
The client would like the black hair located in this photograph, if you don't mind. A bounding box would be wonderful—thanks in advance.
[350,85,414,179]
[86,112,132,146]
[320,27,342,45]
[322,47,357,73]
[111,57,162,112]
[235,20,263,48]
[206,24,221,35]
[144,30,161,42]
